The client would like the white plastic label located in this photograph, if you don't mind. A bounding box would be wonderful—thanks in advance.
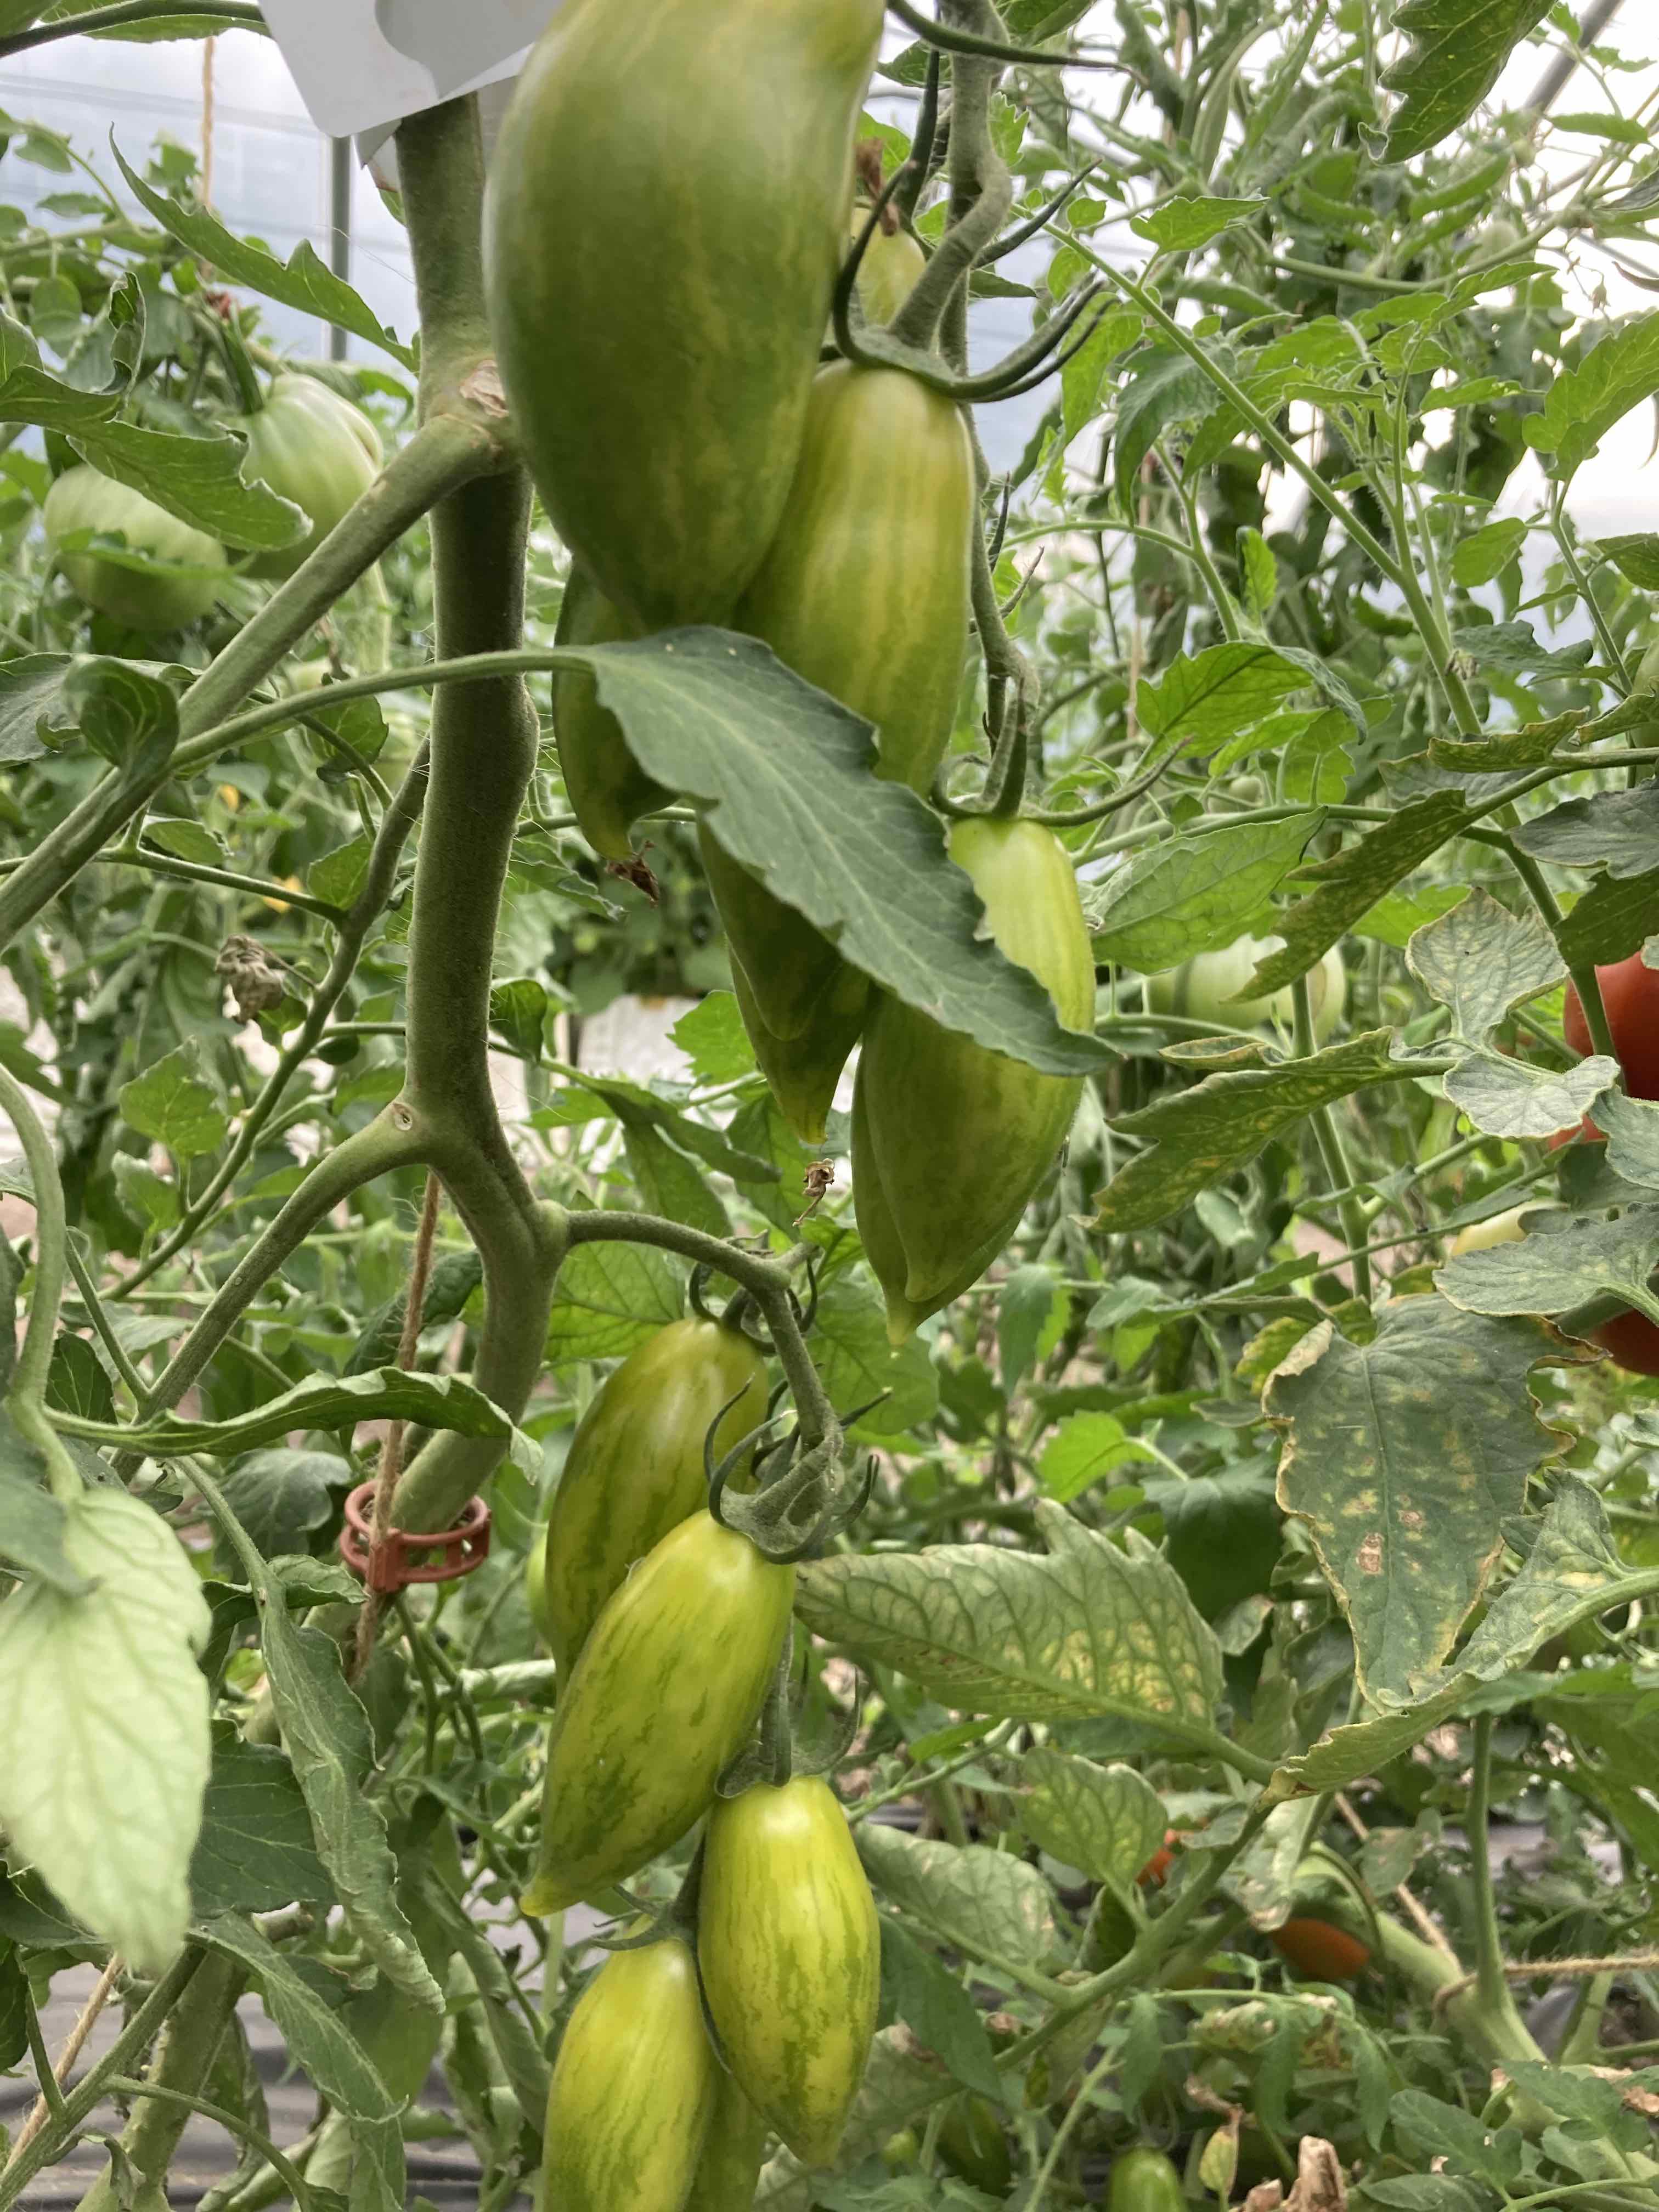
[258,0,565,141]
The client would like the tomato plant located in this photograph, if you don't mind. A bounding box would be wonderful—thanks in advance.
[3,7,1659,2211]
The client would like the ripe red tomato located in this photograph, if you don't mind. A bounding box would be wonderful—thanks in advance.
[1588,1309,1659,1377]
[1269,1917,1372,1979]
[1564,954,1659,1100]
[1136,1828,1181,1888]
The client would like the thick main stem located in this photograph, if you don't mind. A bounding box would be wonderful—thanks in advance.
[388,97,566,1532]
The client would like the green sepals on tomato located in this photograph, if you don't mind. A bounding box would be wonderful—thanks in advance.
[233,375,381,579]
[698,1775,880,2168]
[855,817,1094,1343]
[536,1317,768,1674]
[1110,2145,1189,2212]
[484,0,884,629]
[523,1513,793,1915]
[706,359,974,1136]
[541,1933,717,2212]
[43,465,227,633]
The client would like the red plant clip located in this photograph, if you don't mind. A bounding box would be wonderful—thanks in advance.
[339,1481,492,1594]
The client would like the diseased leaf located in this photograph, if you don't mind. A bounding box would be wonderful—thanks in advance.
[1019,1747,1166,1887]
[1435,1205,1659,1322]
[798,1502,1223,1749]
[1267,1299,1575,1703]
[1093,1031,1411,1233]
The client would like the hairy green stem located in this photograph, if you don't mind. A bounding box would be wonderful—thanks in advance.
[119,745,430,1296]
[131,1108,422,1433]
[99,2081,315,2212]
[0,0,264,54]
[0,1063,84,1498]
[70,1955,246,2212]
[0,416,491,955]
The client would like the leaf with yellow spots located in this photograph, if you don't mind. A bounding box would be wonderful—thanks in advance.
[1266,1296,1575,1706]
[793,1500,1224,1753]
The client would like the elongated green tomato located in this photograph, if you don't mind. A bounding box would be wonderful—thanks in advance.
[1447,1205,1527,1258]
[684,2067,771,2212]
[698,1776,880,2168]
[524,1527,552,1647]
[855,818,1094,1342]
[553,567,673,861]
[43,465,227,633]
[523,1513,794,1914]
[730,952,867,1147]
[706,360,972,1118]
[485,0,883,629]
[233,376,381,579]
[1146,934,1346,1043]
[539,1317,768,1675]
[938,2095,1013,2194]
[541,1934,717,2212]
[850,213,927,325]
[1110,2146,1189,2212]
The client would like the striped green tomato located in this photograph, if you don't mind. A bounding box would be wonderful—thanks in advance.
[698,1776,879,2168]
[683,2066,771,2211]
[538,1318,768,1675]
[522,1514,793,1915]
[541,1934,717,2211]
[484,0,884,629]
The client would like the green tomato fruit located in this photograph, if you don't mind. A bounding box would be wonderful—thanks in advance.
[702,358,974,1135]
[234,376,382,580]
[1446,1205,1528,1258]
[698,1775,880,2168]
[523,1513,793,1914]
[1110,2147,1190,2212]
[684,2066,771,2211]
[541,1934,718,2211]
[938,2095,1014,2194]
[1145,934,1346,1042]
[485,0,884,629]
[43,465,227,633]
[551,565,672,862]
[854,817,1094,1342]
[538,1317,768,1675]
[850,215,926,326]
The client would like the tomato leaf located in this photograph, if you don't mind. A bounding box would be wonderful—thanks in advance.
[857,1821,1058,1970]
[0,1487,210,1970]
[112,144,413,368]
[798,1502,1224,1749]
[877,1916,1005,2099]
[1018,1746,1167,1888]
[1086,810,1322,972]
[1381,0,1551,163]
[541,1234,685,1364]
[190,1728,332,1916]
[1266,1297,1574,1703]
[1523,309,1659,481]
[573,632,1109,1077]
